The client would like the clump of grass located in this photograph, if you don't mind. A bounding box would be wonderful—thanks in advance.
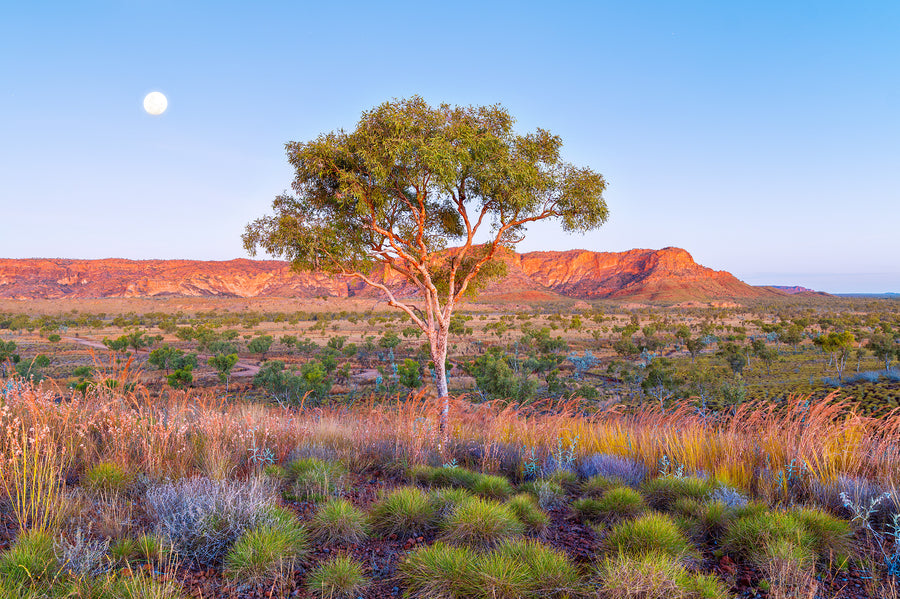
[429,487,474,517]
[472,551,532,599]
[430,466,481,490]
[673,499,736,543]
[722,509,815,565]
[309,499,369,545]
[440,496,525,548]
[760,537,818,596]
[594,552,729,599]
[224,518,309,585]
[83,461,133,494]
[604,512,696,560]
[494,539,582,598]
[408,464,437,486]
[369,486,438,537]
[641,476,712,511]
[790,506,852,562]
[574,486,646,523]
[0,530,57,587]
[398,542,478,599]
[287,457,347,501]
[506,493,550,535]
[472,474,514,500]
[306,555,368,599]
[582,474,623,497]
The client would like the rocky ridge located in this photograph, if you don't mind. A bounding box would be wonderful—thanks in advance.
[0,248,785,302]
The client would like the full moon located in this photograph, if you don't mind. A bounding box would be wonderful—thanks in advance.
[143,91,168,115]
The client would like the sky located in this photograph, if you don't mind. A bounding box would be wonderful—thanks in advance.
[1,1,898,293]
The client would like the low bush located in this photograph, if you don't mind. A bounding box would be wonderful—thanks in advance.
[145,476,276,566]
[440,496,525,548]
[369,486,438,537]
[520,480,565,510]
[224,518,309,585]
[641,476,712,511]
[309,499,369,545]
[594,552,729,599]
[578,454,648,487]
[506,493,550,534]
[306,555,368,599]
[604,512,695,560]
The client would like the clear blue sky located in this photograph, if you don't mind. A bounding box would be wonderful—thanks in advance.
[2,1,898,293]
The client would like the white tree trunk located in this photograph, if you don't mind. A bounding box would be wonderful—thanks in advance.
[429,325,450,436]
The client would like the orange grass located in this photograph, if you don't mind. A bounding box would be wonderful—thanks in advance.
[2,378,899,529]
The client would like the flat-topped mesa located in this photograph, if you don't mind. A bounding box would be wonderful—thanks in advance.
[0,248,784,302]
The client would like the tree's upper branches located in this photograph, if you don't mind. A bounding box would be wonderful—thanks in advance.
[243,96,608,313]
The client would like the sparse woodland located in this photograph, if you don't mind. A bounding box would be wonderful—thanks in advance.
[1,296,900,598]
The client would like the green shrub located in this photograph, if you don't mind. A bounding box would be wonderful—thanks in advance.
[494,539,582,598]
[83,461,133,494]
[398,542,479,599]
[641,476,712,511]
[287,458,347,501]
[507,494,550,535]
[604,512,695,559]
[472,474,514,500]
[429,487,474,517]
[0,530,56,586]
[369,486,438,537]
[224,519,309,584]
[440,496,525,548]
[306,555,368,599]
[309,499,369,545]
[594,552,730,599]
[723,510,815,565]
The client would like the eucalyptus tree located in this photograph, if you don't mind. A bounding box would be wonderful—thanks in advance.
[244,96,608,433]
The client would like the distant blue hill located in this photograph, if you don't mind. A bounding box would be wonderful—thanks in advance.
[834,292,900,299]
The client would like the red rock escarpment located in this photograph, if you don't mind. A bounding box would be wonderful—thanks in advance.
[0,248,783,302]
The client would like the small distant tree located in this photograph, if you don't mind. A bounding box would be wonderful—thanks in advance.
[15,354,51,382]
[815,331,855,383]
[867,333,897,371]
[247,335,273,360]
[0,339,20,376]
[397,358,422,389]
[148,345,198,377]
[280,335,298,349]
[208,353,239,393]
[717,342,747,376]
[243,96,608,434]
[684,337,706,363]
[641,358,679,409]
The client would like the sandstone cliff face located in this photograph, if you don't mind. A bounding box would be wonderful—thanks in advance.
[0,248,781,302]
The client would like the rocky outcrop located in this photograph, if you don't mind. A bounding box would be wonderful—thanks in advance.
[0,248,785,302]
